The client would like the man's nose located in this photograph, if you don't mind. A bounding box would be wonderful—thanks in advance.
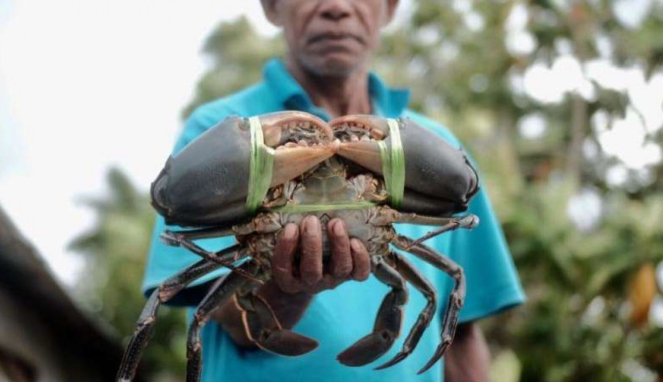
[319,0,352,21]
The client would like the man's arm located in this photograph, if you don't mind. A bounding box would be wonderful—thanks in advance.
[212,216,371,347]
[444,322,491,382]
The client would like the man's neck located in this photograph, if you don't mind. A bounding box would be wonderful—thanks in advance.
[286,57,372,118]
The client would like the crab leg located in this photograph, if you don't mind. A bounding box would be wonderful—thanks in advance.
[392,235,465,375]
[395,214,479,246]
[231,212,283,236]
[186,260,260,382]
[235,292,319,356]
[337,256,408,367]
[161,231,260,283]
[374,252,437,370]
[161,225,236,241]
[116,244,248,382]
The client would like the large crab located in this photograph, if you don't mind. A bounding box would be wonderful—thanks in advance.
[116,111,480,382]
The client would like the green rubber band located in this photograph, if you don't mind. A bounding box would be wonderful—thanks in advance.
[378,119,405,207]
[246,117,275,213]
[273,201,377,214]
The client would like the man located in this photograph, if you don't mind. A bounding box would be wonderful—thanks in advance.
[142,0,525,381]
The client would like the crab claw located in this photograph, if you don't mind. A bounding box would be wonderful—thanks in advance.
[417,340,453,375]
[252,330,319,357]
[338,260,406,367]
[335,140,382,174]
[238,293,319,357]
[271,140,339,186]
[330,115,479,216]
[151,112,337,227]
[260,111,333,147]
[337,330,397,367]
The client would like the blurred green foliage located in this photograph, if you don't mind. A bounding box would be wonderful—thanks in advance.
[73,1,663,381]
[70,169,186,381]
[182,17,284,118]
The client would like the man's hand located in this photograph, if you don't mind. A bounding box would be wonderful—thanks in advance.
[272,215,371,294]
[212,215,371,347]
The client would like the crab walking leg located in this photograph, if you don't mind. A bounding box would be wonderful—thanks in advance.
[117,244,248,382]
[162,225,235,241]
[374,252,438,370]
[392,235,466,375]
[395,213,479,247]
[235,292,319,356]
[337,256,409,367]
[161,231,261,283]
[186,261,260,382]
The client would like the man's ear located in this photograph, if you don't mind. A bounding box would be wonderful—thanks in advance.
[261,0,283,27]
[381,0,399,26]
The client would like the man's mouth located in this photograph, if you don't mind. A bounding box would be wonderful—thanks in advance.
[307,32,364,46]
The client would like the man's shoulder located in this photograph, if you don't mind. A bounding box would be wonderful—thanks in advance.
[174,81,278,154]
[401,109,462,148]
[190,81,277,122]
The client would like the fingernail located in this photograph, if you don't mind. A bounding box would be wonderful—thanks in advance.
[332,220,344,236]
[351,239,363,252]
[283,224,296,239]
[304,216,319,233]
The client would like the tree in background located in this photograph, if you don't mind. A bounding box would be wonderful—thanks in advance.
[70,169,186,381]
[182,17,284,118]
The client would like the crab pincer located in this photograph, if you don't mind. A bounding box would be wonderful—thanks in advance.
[151,112,339,228]
[331,115,479,216]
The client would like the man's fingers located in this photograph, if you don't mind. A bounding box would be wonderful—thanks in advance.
[328,219,353,279]
[317,274,345,292]
[350,238,371,281]
[273,217,369,294]
[272,223,300,293]
[300,216,323,285]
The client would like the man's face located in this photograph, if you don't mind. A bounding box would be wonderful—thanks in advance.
[265,0,397,77]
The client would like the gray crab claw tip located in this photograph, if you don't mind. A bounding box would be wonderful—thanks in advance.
[417,362,436,375]
[373,353,407,370]
[418,345,448,374]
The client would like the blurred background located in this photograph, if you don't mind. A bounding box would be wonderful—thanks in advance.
[1,0,663,381]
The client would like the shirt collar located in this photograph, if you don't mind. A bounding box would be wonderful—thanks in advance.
[263,58,410,120]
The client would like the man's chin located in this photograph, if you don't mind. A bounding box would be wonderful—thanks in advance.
[303,55,364,77]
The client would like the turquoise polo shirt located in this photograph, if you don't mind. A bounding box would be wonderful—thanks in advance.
[143,59,525,382]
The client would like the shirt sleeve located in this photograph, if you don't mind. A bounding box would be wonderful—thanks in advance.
[141,107,238,306]
[451,182,526,322]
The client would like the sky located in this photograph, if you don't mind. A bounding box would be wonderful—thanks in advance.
[0,0,661,309]
[0,0,278,286]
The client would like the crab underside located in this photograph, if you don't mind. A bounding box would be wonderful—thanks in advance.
[116,112,480,382]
